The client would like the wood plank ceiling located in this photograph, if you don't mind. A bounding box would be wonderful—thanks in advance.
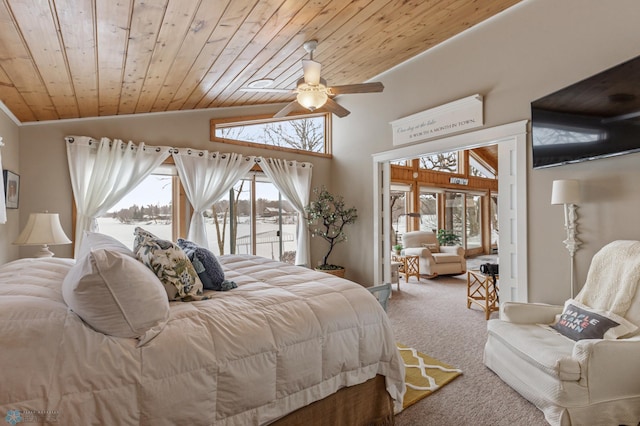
[0,0,520,123]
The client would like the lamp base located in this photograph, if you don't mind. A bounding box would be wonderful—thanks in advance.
[34,245,55,258]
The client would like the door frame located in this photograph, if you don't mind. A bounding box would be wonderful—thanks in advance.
[372,120,528,303]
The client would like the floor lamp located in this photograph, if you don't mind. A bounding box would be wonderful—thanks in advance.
[551,179,581,298]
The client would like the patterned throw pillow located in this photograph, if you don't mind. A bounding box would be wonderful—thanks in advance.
[177,239,236,291]
[133,227,204,301]
[133,226,158,253]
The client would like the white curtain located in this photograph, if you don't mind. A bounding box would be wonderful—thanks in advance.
[66,136,171,257]
[259,158,312,266]
[172,149,254,248]
[0,137,6,224]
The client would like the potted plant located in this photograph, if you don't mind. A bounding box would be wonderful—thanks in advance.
[305,187,358,277]
[437,229,462,246]
[392,244,403,255]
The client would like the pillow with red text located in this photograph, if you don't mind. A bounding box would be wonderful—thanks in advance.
[549,299,637,341]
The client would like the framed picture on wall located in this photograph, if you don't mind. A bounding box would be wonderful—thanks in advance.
[3,170,19,209]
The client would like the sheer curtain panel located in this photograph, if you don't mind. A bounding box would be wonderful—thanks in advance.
[259,158,312,266]
[172,149,254,248]
[66,136,171,257]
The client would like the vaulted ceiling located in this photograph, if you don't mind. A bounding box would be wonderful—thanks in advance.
[0,0,520,123]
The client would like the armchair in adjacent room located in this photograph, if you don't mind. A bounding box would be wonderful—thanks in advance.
[484,240,640,426]
[401,231,466,278]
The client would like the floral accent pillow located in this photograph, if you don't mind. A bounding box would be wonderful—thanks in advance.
[177,238,236,291]
[134,227,204,301]
[133,226,159,253]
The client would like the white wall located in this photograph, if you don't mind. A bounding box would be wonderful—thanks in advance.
[330,0,640,301]
[0,106,20,264]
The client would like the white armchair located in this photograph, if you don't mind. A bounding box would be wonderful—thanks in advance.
[401,231,466,278]
[484,240,640,426]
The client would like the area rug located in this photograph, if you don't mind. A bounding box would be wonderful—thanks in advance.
[397,343,463,409]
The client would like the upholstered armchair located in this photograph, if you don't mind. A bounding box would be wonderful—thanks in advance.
[401,231,466,278]
[484,240,640,426]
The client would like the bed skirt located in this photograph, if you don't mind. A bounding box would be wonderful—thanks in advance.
[271,375,394,426]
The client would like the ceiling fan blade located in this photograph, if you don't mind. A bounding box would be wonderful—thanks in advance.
[322,98,350,118]
[302,59,322,85]
[239,87,293,93]
[329,82,384,95]
[274,100,304,118]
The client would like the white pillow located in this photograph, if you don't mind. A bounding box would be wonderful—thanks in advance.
[62,248,170,346]
[79,231,135,260]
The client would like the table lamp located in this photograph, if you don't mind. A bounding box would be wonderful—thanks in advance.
[14,212,72,257]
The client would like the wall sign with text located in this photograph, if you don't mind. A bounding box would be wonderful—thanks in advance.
[390,94,483,146]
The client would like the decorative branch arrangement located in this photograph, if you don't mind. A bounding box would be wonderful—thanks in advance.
[305,187,358,269]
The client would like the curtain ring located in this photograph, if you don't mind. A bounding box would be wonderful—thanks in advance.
[156,147,161,152]
[198,152,204,157]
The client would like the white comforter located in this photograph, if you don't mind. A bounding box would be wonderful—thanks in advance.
[0,255,404,425]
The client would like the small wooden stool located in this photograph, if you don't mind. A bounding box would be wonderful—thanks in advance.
[392,254,420,283]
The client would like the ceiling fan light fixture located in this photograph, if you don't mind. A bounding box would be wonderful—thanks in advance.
[296,84,328,111]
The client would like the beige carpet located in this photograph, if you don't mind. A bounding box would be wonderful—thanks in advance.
[397,343,463,409]
[390,274,547,425]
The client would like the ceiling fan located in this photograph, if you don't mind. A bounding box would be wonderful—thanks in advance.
[240,40,384,118]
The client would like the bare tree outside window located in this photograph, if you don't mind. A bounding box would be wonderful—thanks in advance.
[263,119,323,152]
[419,152,458,173]
[213,114,328,154]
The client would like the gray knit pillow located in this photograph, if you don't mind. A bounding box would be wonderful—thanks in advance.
[177,239,236,291]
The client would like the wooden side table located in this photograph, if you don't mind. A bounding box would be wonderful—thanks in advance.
[391,254,420,283]
[467,269,499,320]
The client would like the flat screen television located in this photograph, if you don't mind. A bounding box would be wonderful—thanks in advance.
[531,55,640,169]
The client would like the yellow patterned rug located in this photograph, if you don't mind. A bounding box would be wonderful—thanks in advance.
[397,343,463,409]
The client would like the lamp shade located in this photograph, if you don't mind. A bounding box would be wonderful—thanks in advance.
[551,179,580,205]
[14,213,71,246]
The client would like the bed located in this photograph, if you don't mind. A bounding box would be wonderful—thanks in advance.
[0,251,405,425]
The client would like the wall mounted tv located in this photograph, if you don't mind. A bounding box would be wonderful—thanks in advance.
[531,55,640,169]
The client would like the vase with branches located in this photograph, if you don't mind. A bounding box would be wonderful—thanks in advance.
[305,187,358,270]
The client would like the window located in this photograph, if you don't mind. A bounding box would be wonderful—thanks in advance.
[469,152,496,178]
[92,162,299,262]
[390,159,411,167]
[419,151,459,173]
[418,191,438,232]
[207,174,298,263]
[390,188,408,239]
[98,164,178,247]
[211,113,331,157]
